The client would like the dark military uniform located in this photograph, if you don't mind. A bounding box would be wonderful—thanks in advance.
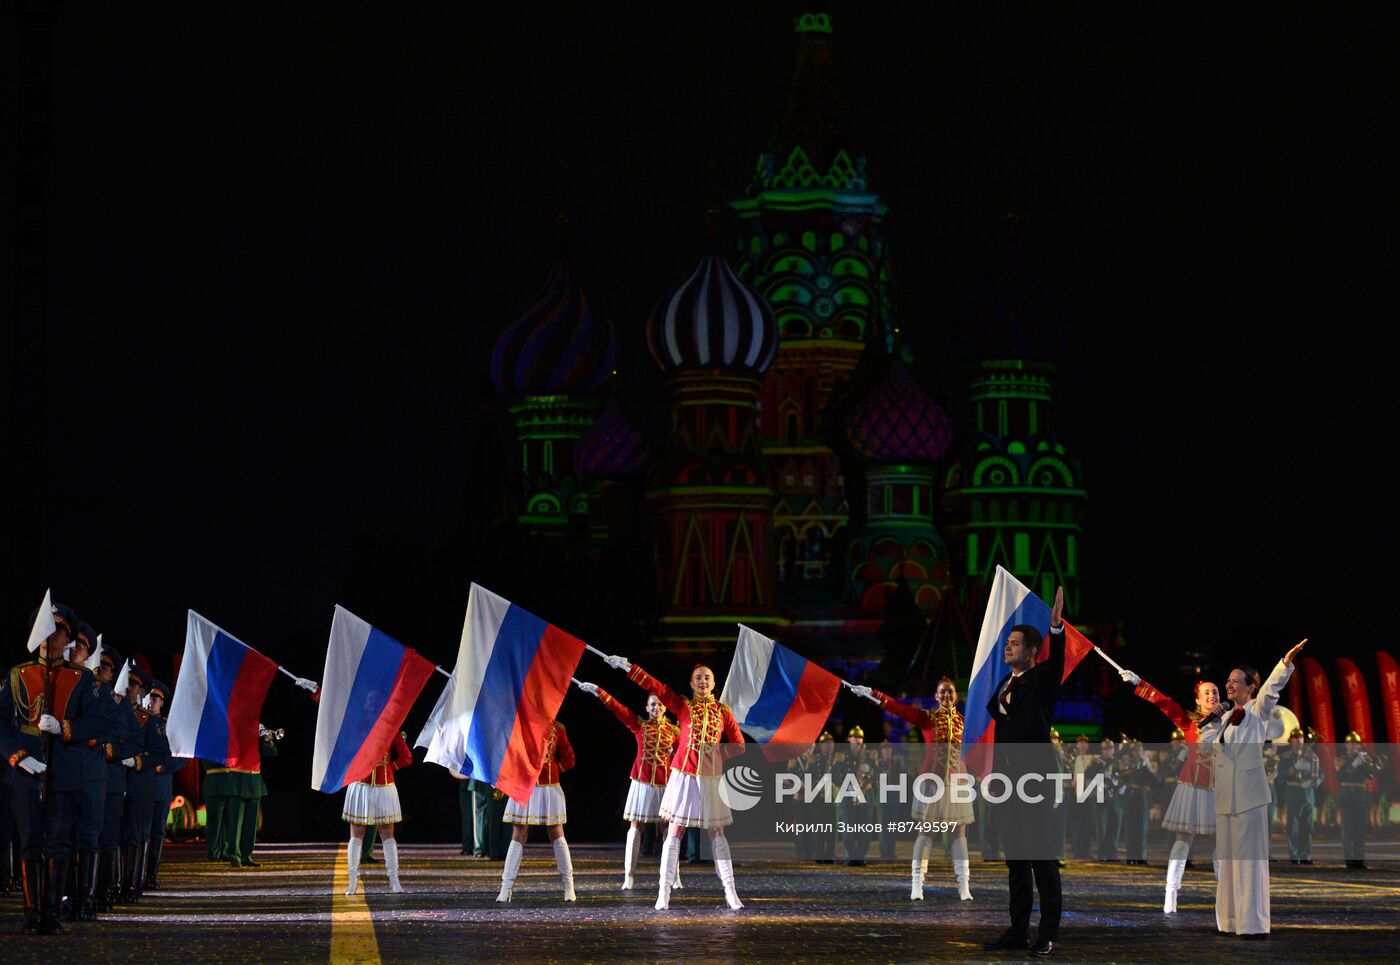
[145,679,187,889]
[120,669,167,903]
[94,646,134,911]
[471,779,510,859]
[1336,741,1378,868]
[1277,742,1320,862]
[1085,747,1123,861]
[809,737,838,863]
[1,608,111,933]
[834,735,875,865]
[64,623,115,921]
[218,733,277,866]
[1117,746,1157,864]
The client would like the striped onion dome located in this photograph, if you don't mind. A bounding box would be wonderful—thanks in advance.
[846,361,953,462]
[575,399,648,478]
[491,255,619,396]
[646,254,779,374]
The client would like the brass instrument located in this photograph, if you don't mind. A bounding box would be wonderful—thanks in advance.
[259,724,285,741]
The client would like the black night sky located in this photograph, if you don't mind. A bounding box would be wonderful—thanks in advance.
[3,4,1390,836]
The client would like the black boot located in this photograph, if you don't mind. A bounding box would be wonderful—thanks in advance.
[118,844,137,904]
[131,839,148,903]
[79,850,100,920]
[63,852,80,921]
[96,851,115,912]
[39,856,68,935]
[145,838,164,890]
[19,859,41,934]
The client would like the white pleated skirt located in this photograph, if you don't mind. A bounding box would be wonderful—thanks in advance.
[912,779,977,825]
[342,782,403,826]
[658,769,732,829]
[1162,782,1215,834]
[622,779,666,822]
[503,783,567,826]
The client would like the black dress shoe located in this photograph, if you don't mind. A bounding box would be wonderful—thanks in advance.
[1031,938,1057,957]
[241,858,260,867]
[1301,859,1313,865]
[1215,929,1231,936]
[982,931,1029,951]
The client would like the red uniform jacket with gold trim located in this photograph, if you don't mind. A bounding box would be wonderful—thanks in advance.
[1134,679,1213,789]
[597,687,678,787]
[626,665,744,777]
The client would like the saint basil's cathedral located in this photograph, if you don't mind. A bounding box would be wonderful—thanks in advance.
[480,11,1088,698]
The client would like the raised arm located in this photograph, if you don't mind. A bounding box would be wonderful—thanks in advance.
[625,664,686,719]
[1250,640,1303,721]
[594,686,642,734]
[1038,587,1067,703]
[1128,675,1193,734]
[871,688,929,730]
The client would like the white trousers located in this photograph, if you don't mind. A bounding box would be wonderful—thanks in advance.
[1215,803,1270,935]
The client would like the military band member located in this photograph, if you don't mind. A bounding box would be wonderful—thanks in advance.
[343,731,413,894]
[144,679,187,889]
[1085,739,1122,862]
[1336,732,1382,869]
[851,676,975,900]
[495,720,576,902]
[833,725,876,866]
[874,741,903,860]
[1276,727,1320,864]
[1119,669,1219,911]
[1118,739,1157,865]
[64,623,110,921]
[602,655,747,911]
[808,732,839,864]
[574,679,681,891]
[1069,735,1095,859]
[1,602,108,934]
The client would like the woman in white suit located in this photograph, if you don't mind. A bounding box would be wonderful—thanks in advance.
[1200,638,1306,939]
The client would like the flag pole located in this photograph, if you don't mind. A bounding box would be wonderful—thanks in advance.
[435,665,451,678]
[1092,644,1126,674]
[584,644,609,660]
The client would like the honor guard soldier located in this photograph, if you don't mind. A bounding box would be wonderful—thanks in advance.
[1336,732,1382,869]
[1117,738,1157,865]
[64,622,114,921]
[1,602,109,934]
[219,727,278,868]
[92,643,132,911]
[810,731,839,863]
[119,665,166,903]
[834,725,875,866]
[144,679,186,888]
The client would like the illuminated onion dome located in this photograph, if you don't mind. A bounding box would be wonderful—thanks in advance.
[846,361,953,462]
[961,219,1065,362]
[491,256,619,396]
[574,399,648,478]
[646,254,779,374]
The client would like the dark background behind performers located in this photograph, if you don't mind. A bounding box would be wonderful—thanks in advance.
[2,4,1390,840]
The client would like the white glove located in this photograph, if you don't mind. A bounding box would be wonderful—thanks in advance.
[38,714,61,735]
[1119,669,1141,686]
[604,654,632,673]
[121,757,137,768]
[259,724,270,738]
[847,684,878,704]
[575,681,599,696]
[18,757,46,775]
[294,677,319,692]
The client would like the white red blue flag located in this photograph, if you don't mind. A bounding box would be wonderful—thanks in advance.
[167,611,280,768]
[962,566,1093,768]
[720,625,840,750]
[423,584,585,805]
[311,605,436,792]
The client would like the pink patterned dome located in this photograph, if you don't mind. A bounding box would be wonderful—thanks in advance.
[575,399,648,478]
[846,362,953,462]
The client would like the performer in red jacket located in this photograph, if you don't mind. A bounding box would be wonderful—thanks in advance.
[496,720,576,902]
[343,732,413,896]
[1117,667,1219,914]
[601,655,746,911]
[573,679,682,891]
[851,676,975,902]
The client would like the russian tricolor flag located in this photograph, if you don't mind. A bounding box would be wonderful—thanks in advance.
[962,566,1093,770]
[311,606,437,793]
[720,625,840,755]
[423,584,585,805]
[167,611,280,769]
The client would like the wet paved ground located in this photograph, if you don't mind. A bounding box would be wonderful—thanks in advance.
[4,840,1398,963]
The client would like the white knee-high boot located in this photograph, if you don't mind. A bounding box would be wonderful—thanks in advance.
[712,836,743,910]
[345,838,362,896]
[951,834,972,901]
[383,838,404,893]
[623,827,639,890]
[553,838,576,901]
[655,836,679,910]
[497,840,523,902]
[1165,839,1190,913]
[910,834,930,900]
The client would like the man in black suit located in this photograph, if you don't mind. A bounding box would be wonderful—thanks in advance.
[983,586,1065,957]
